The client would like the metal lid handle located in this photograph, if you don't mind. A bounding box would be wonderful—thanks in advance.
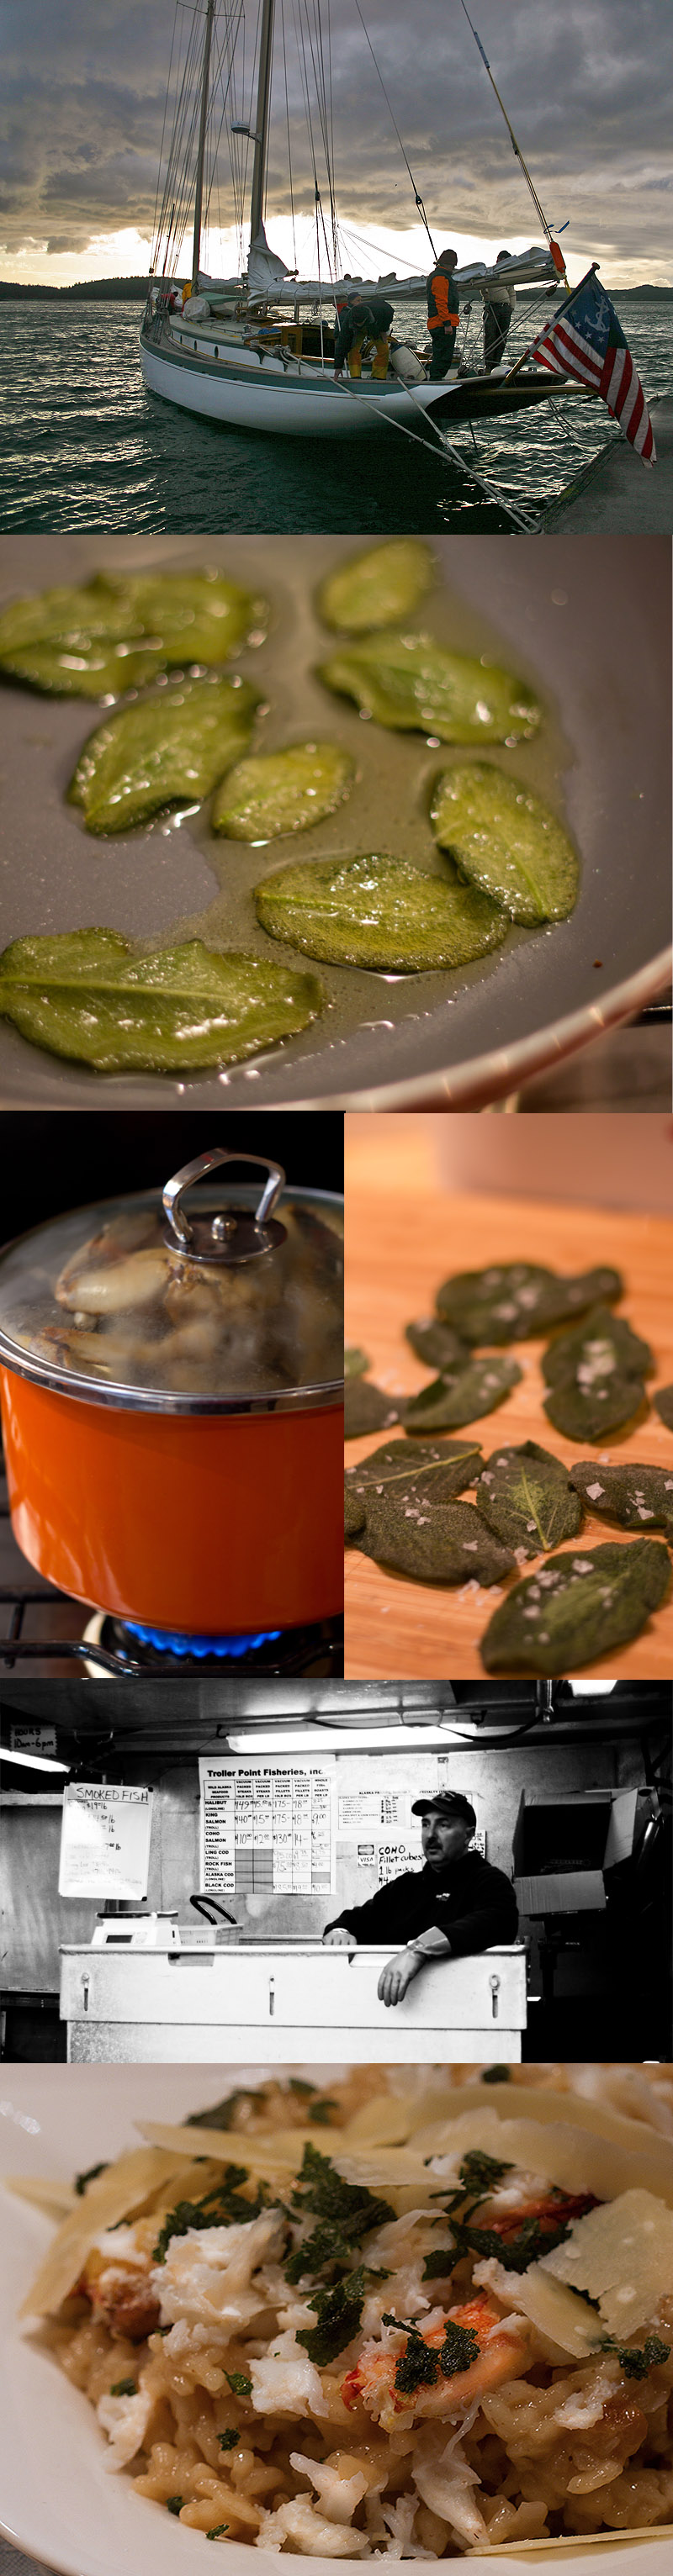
[163,1148,286,1258]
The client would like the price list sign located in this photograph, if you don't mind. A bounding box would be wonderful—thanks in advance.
[58,1784,153,1901]
[199,1760,335,1896]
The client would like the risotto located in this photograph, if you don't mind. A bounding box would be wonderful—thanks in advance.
[13,2065,673,2557]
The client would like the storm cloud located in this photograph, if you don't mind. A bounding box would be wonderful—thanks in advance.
[1,0,671,281]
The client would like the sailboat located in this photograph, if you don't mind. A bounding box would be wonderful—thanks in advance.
[140,0,578,442]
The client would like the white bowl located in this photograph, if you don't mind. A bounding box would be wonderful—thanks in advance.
[0,2067,669,2576]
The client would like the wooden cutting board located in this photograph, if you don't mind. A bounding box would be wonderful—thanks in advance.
[345,1121,673,1681]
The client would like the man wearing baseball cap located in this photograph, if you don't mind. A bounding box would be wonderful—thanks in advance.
[323,1790,517,2009]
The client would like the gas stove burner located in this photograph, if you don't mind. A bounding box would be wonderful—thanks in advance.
[83,1612,344,1677]
[126,1621,282,1661]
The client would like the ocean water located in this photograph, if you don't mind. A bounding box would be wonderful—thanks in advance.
[0,295,669,536]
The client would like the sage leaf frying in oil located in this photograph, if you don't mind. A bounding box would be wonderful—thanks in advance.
[430,762,579,924]
[70,674,260,833]
[0,929,322,1074]
[254,852,508,973]
[212,742,355,841]
[317,631,540,742]
[0,570,267,698]
[317,541,433,632]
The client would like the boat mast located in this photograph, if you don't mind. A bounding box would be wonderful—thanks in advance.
[249,0,275,243]
[191,0,216,294]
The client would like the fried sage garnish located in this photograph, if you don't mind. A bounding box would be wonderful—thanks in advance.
[480,1539,670,1675]
[212,742,355,841]
[69,674,259,833]
[344,1435,484,1541]
[405,1317,470,1370]
[317,541,433,632]
[359,1491,514,1586]
[0,570,266,697]
[542,1306,653,1443]
[0,929,322,1074]
[475,1442,582,1557]
[435,1263,623,1347]
[402,1355,522,1433]
[255,852,507,974]
[317,631,539,742]
[430,762,579,924]
[569,1460,673,1542]
[344,1380,403,1439]
[654,1386,673,1431]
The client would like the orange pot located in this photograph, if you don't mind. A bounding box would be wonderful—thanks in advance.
[0,1370,343,1632]
[0,1154,344,1638]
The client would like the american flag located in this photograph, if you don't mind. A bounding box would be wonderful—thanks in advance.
[530,268,656,464]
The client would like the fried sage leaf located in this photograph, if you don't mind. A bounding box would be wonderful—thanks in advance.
[405,1317,470,1370]
[0,570,266,698]
[317,541,434,633]
[69,674,259,833]
[360,1492,514,1586]
[543,1306,652,1442]
[430,763,579,925]
[480,1540,670,1675]
[212,742,355,841]
[402,1356,522,1433]
[345,1347,370,1378]
[570,1460,673,1542]
[475,1441,582,1557]
[436,1263,623,1346]
[654,1386,673,1431]
[345,1434,484,1518]
[255,853,507,974]
[0,929,322,1074]
[345,1482,368,1539]
[344,1380,402,1439]
[317,632,540,742]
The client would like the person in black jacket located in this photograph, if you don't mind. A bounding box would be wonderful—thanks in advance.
[333,292,395,382]
[323,1790,517,2007]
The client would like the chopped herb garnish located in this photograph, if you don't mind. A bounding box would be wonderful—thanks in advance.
[480,2066,511,2084]
[285,2143,394,2286]
[167,2497,184,2516]
[218,2429,241,2451]
[225,2371,252,2397]
[380,2312,480,2394]
[309,2099,338,2126]
[152,2163,268,2263]
[74,2160,109,2196]
[288,2078,316,2097]
[206,2526,230,2540]
[187,2088,267,2131]
[298,2266,369,2365]
[438,2320,480,2379]
[109,2377,137,2397]
[603,2334,670,2379]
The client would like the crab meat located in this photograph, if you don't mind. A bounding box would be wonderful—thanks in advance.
[340,2294,527,2435]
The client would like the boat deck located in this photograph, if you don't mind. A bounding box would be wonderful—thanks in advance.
[540,393,673,530]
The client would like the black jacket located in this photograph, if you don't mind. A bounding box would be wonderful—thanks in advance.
[334,297,394,367]
[325,1850,518,1954]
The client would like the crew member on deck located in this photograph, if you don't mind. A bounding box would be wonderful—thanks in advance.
[323,1790,517,2008]
[333,292,395,382]
[426,247,460,381]
[482,250,516,372]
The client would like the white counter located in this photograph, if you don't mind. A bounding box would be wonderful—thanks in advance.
[60,1939,527,2062]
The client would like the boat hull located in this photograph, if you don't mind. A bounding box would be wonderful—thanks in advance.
[140,325,578,441]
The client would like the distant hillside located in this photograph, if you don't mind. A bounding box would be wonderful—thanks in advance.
[0,276,151,300]
[0,273,670,303]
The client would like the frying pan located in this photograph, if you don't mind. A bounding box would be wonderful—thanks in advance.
[0,532,670,1107]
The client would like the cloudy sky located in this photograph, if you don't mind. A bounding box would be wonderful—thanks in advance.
[2,0,671,289]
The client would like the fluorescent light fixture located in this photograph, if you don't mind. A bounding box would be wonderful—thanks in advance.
[567,1681,617,1697]
[0,1745,71,1773]
[226,1724,459,1754]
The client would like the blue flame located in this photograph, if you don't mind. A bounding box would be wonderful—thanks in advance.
[125,1623,283,1660]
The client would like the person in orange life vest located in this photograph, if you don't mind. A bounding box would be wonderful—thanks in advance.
[427,246,460,380]
[333,290,395,383]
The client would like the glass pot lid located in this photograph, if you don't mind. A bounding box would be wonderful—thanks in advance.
[0,1149,344,1415]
